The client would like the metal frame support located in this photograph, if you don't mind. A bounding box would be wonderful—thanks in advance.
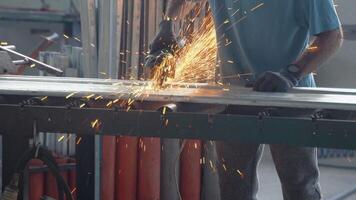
[96,1,125,198]
[80,1,100,199]
[0,104,355,150]
[97,0,122,79]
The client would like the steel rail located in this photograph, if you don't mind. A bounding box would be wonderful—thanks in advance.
[1,76,356,111]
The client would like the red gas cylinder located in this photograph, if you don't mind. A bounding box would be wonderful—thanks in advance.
[28,159,45,200]
[101,136,116,200]
[138,137,161,200]
[115,136,138,200]
[45,157,68,199]
[180,140,202,200]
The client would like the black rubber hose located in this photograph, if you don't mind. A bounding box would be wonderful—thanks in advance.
[14,146,73,200]
[38,148,72,200]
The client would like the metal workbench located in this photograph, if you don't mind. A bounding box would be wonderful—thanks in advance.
[0,75,355,149]
[0,75,356,199]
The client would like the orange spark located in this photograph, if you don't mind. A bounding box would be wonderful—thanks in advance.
[71,187,77,194]
[41,96,48,101]
[222,164,227,171]
[91,119,100,129]
[58,136,65,142]
[76,137,82,145]
[237,169,244,179]
[251,3,265,12]
[66,92,77,99]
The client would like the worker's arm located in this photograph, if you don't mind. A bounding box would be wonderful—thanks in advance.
[254,0,342,92]
[294,28,343,77]
[253,28,343,92]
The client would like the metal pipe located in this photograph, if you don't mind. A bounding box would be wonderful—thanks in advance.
[1,45,16,50]
[12,60,29,65]
[0,46,63,76]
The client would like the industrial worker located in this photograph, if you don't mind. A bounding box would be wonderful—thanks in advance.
[146,0,343,199]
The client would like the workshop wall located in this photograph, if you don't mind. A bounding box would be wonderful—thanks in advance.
[0,0,75,12]
[316,0,356,88]
[0,0,81,75]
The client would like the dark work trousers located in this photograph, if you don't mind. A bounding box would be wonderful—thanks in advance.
[214,106,321,200]
[215,142,321,200]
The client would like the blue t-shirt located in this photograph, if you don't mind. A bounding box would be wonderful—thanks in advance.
[209,0,341,87]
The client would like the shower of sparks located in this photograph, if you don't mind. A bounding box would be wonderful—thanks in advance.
[66,13,218,109]
[68,6,264,110]
[150,14,217,89]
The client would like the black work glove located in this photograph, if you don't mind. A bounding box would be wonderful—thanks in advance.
[253,66,301,92]
[144,20,178,69]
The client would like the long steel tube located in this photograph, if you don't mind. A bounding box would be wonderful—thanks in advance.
[0,46,63,76]
[1,76,356,111]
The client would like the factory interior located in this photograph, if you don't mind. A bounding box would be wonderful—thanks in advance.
[0,0,355,200]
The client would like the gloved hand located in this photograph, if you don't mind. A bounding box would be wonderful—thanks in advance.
[253,67,300,92]
[144,20,178,69]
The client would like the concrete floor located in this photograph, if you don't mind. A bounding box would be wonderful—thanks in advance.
[258,147,356,200]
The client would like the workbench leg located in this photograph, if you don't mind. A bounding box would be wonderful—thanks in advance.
[76,135,95,200]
